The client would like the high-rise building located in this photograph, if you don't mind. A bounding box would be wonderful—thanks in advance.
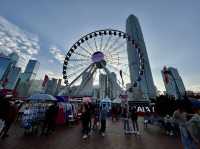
[108,72,121,99]
[9,52,19,66]
[21,60,40,82]
[5,66,21,90]
[0,56,12,82]
[126,14,156,100]
[162,66,186,99]
[45,78,58,95]
[99,73,108,99]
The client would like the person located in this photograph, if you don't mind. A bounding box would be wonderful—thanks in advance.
[0,96,18,139]
[41,102,58,135]
[144,112,150,128]
[92,106,99,133]
[186,114,200,149]
[111,106,117,122]
[81,103,91,139]
[164,115,174,136]
[122,103,130,134]
[99,103,108,136]
[130,106,139,135]
[173,105,193,149]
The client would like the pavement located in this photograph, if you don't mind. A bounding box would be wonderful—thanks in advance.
[0,118,183,149]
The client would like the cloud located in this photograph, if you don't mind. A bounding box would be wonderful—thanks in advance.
[49,46,65,64]
[0,16,40,70]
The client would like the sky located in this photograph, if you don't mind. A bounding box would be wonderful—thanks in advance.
[0,0,199,91]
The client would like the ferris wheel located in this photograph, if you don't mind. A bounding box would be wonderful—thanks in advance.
[61,29,145,96]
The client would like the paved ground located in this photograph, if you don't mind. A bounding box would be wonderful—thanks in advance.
[0,118,183,149]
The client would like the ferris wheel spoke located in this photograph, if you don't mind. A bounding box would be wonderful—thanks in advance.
[68,64,94,87]
[107,60,128,66]
[99,35,103,51]
[108,48,127,57]
[107,40,126,54]
[74,65,97,94]
[67,61,91,70]
[79,45,92,55]
[86,40,95,53]
[73,51,90,58]
[106,36,121,53]
[102,35,112,52]
[94,37,98,51]
[69,58,91,62]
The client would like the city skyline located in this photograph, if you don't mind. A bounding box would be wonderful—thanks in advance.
[0,0,200,91]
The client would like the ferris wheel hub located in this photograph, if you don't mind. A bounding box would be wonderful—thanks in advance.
[91,51,106,68]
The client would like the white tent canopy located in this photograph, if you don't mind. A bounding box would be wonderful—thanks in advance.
[28,93,57,102]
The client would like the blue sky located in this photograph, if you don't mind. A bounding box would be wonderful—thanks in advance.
[0,0,199,91]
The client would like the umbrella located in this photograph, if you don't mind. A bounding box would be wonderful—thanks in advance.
[28,93,56,102]
[112,98,121,104]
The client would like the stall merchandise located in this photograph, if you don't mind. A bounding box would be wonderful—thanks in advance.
[56,102,77,125]
[21,103,52,133]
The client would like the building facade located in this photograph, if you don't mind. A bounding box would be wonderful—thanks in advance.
[126,14,156,100]
[0,56,12,82]
[5,66,21,90]
[21,60,40,82]
[162,66,186,99]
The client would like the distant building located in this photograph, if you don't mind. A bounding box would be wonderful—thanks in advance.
[126,14,156,100]
[28,80,43,95]
[162,66,186,99]
[99,73,108,99]
[0,56,12,82]
[5,66,21,90]
[21,60,40,82]
[45,78,58,95]
[108,72,121,99]
[9,52,19,66]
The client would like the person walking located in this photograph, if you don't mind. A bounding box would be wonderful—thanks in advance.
[41,102,58,135]
[122,103,130,134]
[99,103,108,136]
[173,105,194,149]
[130,106,139,135]
[81,103,91,139]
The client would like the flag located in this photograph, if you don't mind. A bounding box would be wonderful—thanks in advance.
[42,75,49,87]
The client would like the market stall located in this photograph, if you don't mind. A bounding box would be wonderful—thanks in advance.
[20,93,56,135]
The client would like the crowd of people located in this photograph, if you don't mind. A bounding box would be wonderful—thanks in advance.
[0,92,200,149]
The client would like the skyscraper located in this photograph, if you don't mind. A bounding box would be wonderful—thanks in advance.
[162,66,186,99]
[0,56,12,82]
[21,59,40,82]
[99,73,108,99]
[5,66,21,90]
[8,52,19,66]
[126,14,156,100]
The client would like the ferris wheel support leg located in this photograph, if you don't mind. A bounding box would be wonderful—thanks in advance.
[58,64,94,96]
[68,63,94,87]
[74,65,97,95]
